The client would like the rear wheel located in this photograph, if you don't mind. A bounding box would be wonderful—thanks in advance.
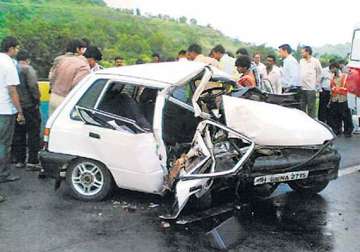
[288,179,329,194]
[66,159,114,201]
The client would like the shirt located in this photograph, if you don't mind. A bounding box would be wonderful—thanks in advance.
[250,62,261,87]
[237,71,256,88]
[320,67,332,91]
[264,65,282,94]
[300,57,322,90]
[49,53,90,97]
[194,54,220,68]
[0,52,20,114]
[17,62,40,108]
[281,54,300,88]
[255,62,267,79]
[219,54,239,80]
[91,63,104,73]
[331,74,348,103]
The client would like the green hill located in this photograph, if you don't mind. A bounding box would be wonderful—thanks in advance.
[314,43,352,58]
[0,0,275,78]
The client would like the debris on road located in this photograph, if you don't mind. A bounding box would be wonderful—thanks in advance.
[122,204,137,213]
[160,221,171,229]
[149,202,160,209]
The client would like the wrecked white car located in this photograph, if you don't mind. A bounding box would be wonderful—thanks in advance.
[40,62,340,219]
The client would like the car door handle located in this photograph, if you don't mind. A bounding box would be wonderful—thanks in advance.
[89,132,101,139]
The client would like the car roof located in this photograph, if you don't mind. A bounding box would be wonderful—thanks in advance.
[96,61,233,88]
[355,23,360,30]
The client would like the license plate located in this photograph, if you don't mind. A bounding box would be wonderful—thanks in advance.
[254,171,309,186]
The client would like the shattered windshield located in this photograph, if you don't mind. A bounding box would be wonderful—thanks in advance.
[171,84,193,105]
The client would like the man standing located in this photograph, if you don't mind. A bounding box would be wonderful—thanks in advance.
[235,56,256,88]
[278,44,300,92]
[152,53,161,63]
[11,50,41,170]
[236,48,261,87]
[299,46,322,118]
[84,46,103,72]
[114,56,125,67]
[264,55,282,94]
[318,61,333,123]
[254,53,267,79]
[328,63,354,137]
[211,44,239,79]
[48,39,90,115]
[0,36,24,186]
[187,44,219,68]
[177,50,188,62]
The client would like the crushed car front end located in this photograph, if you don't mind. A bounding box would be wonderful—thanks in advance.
[159,65,341,220]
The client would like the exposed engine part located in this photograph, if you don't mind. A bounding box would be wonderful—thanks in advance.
[165,154,188,189]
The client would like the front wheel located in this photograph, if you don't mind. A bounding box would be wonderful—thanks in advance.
[66,159,114,201]
[288,179,329,194]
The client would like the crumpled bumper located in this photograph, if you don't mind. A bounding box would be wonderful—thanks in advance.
[250,146,341,182]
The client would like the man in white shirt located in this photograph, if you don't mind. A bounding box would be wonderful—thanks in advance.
[264,55,282,94]
[299,46,322,118]
[0,37,24,186]
[318,64,333,123]
[187,43,219,68]
[177,50,188,62]
[211,44,239,80]
[254,53,267,80]
[278,44,301,92]
[84,46,104,72]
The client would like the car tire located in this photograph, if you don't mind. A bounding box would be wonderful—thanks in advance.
[66,158,114,201]
[288,179,329,194]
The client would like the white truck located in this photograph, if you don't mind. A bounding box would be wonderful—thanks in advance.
[347,23,360,132]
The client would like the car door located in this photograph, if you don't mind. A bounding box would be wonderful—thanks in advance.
[156,68,255,219]
[75,81,164,194]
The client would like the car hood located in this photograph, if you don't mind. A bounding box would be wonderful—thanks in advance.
[222,95,334,146]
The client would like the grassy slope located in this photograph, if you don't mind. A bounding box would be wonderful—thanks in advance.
[0,0,270,77]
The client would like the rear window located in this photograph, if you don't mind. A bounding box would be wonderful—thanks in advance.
[71,78,108,120]
[77,79,108,108]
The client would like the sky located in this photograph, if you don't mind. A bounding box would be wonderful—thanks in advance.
[104,0,360,48]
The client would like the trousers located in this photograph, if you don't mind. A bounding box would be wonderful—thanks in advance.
[11,106,41,164]
[329,101,354,135]
[300,89,317,118]
[49,92,65,116]
[318,90,331,123]
[0,114,16,179]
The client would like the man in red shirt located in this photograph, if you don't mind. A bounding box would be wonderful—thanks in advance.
[235,55,256,88]
[328,63,354,137]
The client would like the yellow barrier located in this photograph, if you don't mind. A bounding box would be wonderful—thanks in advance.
[39,81,50,102]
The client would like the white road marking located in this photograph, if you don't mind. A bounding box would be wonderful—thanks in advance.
[338,164,360,177]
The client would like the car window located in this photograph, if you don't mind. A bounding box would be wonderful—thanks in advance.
[96,82,153,130]
[77,79,108,108]
[71,78,108,120]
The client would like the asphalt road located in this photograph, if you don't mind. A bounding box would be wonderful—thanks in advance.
[0,135,360,252]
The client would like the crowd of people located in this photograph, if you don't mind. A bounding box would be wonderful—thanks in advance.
[0,36,355,202]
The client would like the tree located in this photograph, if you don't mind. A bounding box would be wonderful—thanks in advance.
[0,0,278,78]
[135,8,141,16]
[179,16,187,24]
[190,18,197,25]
